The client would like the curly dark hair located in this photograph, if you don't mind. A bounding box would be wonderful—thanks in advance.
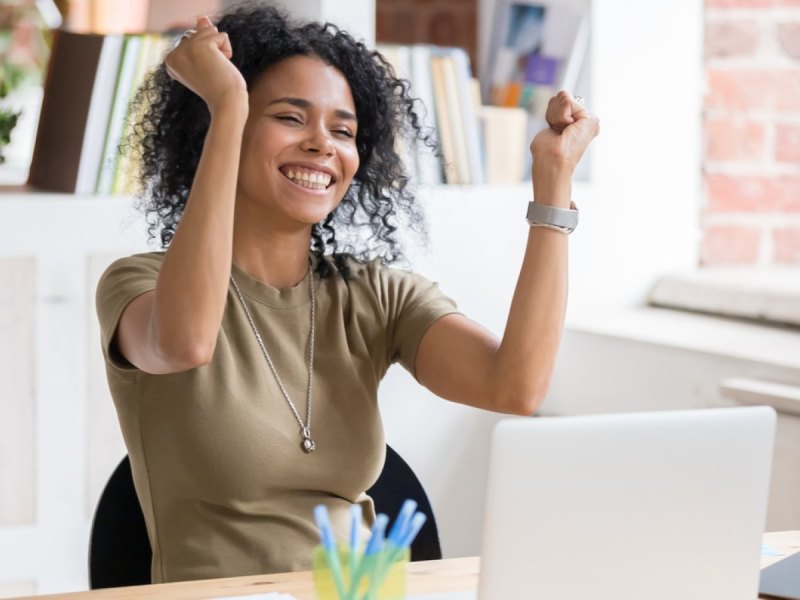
[129,2,435,278]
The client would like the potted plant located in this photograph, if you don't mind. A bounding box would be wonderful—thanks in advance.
[0,0,59,167]
[0,61,23,164]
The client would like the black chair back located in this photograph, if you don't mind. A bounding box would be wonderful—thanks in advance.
[369,445,442,561]
[88,457,151,588]
[89,445,441,589]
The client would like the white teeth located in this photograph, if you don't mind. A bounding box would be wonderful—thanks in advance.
[283,167,331,189]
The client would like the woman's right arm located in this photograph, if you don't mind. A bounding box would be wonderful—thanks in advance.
[116,17,249,374]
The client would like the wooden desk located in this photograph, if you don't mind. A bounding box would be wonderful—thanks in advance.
[25,531,800,600]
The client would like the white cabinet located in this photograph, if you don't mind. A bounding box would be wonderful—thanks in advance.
[0,193,148,595]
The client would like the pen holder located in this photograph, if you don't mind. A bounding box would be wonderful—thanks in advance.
[312,545,410,600]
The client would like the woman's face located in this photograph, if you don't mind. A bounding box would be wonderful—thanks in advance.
[238,55,360,229]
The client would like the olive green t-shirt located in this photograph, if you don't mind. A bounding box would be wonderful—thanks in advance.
[95,252,458,583]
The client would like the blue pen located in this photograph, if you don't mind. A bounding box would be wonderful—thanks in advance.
[347,513,389,600]
[348,504,363,584]
[363,512,428,600]
[386,499,417,545]
[365,514,389,555]
[397,512,427,550]
[384,511,427,570]
[313,504,347,599]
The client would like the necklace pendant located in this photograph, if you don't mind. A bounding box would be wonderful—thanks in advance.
[300,427,315,453]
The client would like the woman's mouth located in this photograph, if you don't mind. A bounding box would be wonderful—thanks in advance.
[279,166,334,191]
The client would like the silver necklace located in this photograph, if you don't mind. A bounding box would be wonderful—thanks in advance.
[230,263,317,453]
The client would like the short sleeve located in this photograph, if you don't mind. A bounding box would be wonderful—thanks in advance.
[375,264,460,379]
[95,252,163,371]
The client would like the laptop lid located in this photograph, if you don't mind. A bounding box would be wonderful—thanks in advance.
[477,406,776,600]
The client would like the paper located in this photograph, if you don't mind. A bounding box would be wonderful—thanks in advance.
[759,552,800,600]
[408,593,477,600]
[211,594,298,600]
[763,543,786,557]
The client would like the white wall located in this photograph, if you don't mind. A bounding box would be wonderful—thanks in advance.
[479,0,703,312]
[256,0,376,45]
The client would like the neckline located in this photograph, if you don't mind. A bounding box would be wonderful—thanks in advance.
[230,255,318,309]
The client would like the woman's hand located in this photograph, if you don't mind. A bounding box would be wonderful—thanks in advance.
[529,90,600,205]
[164,16,248,115]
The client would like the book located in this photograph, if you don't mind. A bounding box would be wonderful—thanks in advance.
[115,34,168,196]
[75,35,124,194]
[477,105,527,183]
[437,51,471,184]
[378,44,483,186]
[28,30,170,195]
[450,47,485,184]
[560,9,590,95]
[409,45,444,186]
[28,30,106,193]
[376,44,419,188]
[96,35,141,195]
[428,54,459,184]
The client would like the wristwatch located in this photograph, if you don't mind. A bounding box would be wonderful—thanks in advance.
[525,201,579,234]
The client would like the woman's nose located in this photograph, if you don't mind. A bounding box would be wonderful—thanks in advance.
[300,124,334,155]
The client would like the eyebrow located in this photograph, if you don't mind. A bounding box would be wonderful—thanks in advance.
[268,97,357,122]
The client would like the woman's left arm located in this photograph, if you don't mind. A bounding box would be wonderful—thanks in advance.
[415,92,600,415]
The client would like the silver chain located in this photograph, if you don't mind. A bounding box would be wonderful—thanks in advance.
[230,262,317,453]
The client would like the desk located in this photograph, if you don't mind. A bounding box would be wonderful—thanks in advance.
[24,531,800,600]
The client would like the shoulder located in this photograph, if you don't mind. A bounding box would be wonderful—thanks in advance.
[102,251,165,276]
[95,252,165,344]
[332,255,428,291]
[96,251,165,304]
[330,255,452,311]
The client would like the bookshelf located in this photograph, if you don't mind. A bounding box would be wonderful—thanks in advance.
[0,0,708,594]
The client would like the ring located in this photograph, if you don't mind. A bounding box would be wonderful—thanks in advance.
[574,95,585,106]
[182,29,196,40]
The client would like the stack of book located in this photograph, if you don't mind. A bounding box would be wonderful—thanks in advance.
[377,43,529,186]
[29,33,547,194]
[28,29,173,194]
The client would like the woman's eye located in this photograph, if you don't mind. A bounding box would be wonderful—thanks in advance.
[334,129,355,139]
[277,115,302,124]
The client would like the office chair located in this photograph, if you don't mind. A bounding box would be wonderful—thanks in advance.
[89,444,442,589]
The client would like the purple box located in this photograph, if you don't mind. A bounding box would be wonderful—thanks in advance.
[524,54,559,85]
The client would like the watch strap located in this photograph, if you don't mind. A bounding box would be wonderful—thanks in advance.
[526,202,579,233]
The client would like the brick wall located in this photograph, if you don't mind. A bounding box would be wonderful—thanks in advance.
[702,0,800,266]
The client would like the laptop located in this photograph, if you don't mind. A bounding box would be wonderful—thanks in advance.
[476,406,776,600]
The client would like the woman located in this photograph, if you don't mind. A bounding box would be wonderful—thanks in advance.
[96,4,598,584]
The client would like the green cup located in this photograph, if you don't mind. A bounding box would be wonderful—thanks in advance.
[312,544,410,600]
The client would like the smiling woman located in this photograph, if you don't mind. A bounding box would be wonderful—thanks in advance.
[129,5,426,277]
[93,0,597,587]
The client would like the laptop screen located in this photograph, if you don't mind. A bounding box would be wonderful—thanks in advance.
[478,407,775,600]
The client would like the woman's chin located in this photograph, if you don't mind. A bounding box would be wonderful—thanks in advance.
[287,206,338,229]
